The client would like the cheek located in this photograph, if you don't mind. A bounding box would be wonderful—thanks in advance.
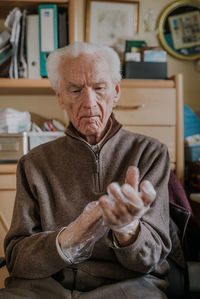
[102,98,114,116]
[65,103,80,123]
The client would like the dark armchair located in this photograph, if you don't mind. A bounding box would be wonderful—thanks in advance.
[167,171,200,298]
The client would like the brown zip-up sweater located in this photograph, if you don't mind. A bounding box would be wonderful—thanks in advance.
[4,117,171,288]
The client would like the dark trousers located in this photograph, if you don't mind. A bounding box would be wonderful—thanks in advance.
[0,275,168,299]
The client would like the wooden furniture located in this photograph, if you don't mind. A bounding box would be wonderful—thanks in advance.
[0,164,16,288]
[114,74,184,183]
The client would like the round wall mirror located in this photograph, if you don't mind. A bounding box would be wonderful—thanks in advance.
[158,0,200,60]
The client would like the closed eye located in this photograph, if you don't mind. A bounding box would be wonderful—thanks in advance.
[95,86,105,91]
[72,89,81,93]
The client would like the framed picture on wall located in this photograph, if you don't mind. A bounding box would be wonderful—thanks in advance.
[168,11,200,50]
[85,0,139,47]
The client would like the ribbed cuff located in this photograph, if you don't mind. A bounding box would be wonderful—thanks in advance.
[56,227,72,263]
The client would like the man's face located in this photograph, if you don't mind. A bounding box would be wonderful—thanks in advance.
[57,54,120,143]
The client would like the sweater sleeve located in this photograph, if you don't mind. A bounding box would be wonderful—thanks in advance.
[4,157,71,279]
[106,142,171,274]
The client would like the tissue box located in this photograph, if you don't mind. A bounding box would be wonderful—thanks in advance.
[143,50,167,62]
[185,145,200,162]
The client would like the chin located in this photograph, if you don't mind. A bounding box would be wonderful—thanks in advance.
[82,125,101,136]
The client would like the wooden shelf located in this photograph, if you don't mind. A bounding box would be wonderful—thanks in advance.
[0,78,175,95]
[0,78,55,94]
[0,0,69,18]
[120,78,175,88]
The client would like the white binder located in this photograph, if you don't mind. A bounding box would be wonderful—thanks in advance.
[38,4,58,77]
[26,15,41,79]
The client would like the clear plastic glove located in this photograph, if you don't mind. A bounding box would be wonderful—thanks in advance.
[99,166,156,236]
[58,201,108,264]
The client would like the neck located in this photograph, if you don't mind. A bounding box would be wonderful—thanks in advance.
[84,118,111,145]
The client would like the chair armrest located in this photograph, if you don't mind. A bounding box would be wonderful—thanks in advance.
[187,262,200,292]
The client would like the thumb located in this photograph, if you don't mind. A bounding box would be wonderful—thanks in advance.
[125,166,139,192]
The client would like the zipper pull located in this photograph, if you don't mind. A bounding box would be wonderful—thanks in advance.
[96,154,99,173]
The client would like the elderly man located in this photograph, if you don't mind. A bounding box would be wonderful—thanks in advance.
[0,42,171,299]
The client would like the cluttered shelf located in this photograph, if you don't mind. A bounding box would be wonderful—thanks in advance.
[0,0,78,80]
[0,78,175,94]
[0,0,70,18]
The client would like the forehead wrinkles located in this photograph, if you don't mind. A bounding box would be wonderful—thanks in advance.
[59,54,111,83]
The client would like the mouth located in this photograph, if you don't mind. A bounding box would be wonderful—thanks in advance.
[80,115,98,119]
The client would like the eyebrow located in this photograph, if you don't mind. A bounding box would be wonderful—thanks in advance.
[67,80,108,89]
[93,81,107,86]
[67,82,84,89]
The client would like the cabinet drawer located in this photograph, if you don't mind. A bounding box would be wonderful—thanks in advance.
[124,125,176,162]
[0,190,16,227]
[115,88,176,125]
[0,174,16,190]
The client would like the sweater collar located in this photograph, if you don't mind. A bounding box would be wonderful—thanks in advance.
[65,113,122,147]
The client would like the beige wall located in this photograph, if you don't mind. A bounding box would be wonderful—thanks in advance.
[0,0,199,122]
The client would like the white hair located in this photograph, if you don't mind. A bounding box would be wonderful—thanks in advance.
[46,42,121,92]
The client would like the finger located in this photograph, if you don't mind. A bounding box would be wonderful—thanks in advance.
[108,182,143,219]
[107,183,134,222]
[125,166,139,192]
[140,180,156,206]
[121,183,144,213]
[99,195,121,225]
[82,201,102,222]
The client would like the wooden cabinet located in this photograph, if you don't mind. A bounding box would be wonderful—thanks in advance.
[115,75,184,184]
[0,164,16,288]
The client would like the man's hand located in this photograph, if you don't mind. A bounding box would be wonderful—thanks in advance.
[98,166,156,247]
[58,202,105,249]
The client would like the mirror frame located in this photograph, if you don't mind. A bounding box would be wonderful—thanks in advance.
[158,0,200,60]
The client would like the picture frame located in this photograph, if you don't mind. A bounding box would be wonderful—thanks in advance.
[168,11,200,50]
[85,0,139,47]
[158,0,200,60]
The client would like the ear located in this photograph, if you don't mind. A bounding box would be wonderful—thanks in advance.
[113,82,120,103]
[56,92,65,109]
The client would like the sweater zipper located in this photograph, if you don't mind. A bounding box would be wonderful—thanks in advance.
[65,133,102,192]
[95,152,100,192]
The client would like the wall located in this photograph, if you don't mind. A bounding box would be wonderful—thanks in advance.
[0,0,199,123]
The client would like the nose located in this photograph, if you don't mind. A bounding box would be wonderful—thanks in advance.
[82,87,97,109]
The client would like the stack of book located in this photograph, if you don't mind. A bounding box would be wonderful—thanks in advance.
[0,30,13,78]
[0,4,69,79]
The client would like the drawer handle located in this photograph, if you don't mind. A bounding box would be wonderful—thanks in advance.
[114,104,145,110]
